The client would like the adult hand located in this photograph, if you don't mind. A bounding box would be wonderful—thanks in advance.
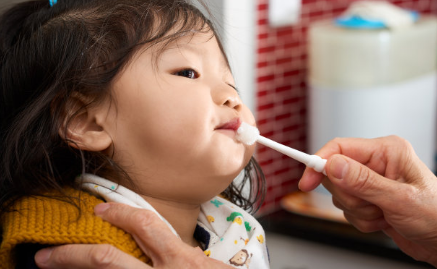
[299,136,437,267]
[35,203,233,269]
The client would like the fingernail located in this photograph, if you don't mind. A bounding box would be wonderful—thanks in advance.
[94,203,111,216]
[35,247,53,265]
[330,156,349,180]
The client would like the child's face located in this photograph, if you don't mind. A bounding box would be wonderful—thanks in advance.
[104,31,256,204]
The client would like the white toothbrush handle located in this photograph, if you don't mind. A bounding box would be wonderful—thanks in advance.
[256,135,327,175]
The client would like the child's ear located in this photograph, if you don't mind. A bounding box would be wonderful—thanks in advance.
[59,93,112,152]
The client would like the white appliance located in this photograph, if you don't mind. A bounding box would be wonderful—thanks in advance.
[308,16,437,171]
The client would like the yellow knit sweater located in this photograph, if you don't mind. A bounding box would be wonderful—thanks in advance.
[0,188,149,269]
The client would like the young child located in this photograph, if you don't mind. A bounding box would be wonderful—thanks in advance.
[0,0,268,268]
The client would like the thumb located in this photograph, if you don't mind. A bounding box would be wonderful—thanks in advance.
[327,154,399,207]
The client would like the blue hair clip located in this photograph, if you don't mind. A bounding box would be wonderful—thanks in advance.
[49,0,57,7]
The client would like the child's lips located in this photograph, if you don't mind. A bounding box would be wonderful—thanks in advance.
[216,118,242,132]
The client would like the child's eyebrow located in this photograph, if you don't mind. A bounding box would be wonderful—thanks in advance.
[169,42,231,71]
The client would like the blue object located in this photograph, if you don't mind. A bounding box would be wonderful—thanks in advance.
[335,11,420,29]
[49,0,57,7]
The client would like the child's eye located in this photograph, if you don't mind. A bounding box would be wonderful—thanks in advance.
[173,69,199,79]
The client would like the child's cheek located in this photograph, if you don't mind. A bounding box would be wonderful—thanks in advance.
[241,105,256,126]
[245,141,257,160]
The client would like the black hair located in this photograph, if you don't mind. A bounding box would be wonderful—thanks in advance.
[0,0,265,215]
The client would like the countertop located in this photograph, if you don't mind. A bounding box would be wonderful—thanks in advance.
[258,210,432,269]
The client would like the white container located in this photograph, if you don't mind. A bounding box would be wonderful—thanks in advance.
[308,16,437,171]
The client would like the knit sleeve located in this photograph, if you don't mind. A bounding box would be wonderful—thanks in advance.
[0,188,150,269]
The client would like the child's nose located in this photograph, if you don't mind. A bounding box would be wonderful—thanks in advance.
[215,86,242,110]
[222,95,241,110]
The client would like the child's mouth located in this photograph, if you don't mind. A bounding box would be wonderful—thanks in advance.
[216,118,242,131]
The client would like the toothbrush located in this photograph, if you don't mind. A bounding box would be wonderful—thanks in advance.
[236,122,327,175]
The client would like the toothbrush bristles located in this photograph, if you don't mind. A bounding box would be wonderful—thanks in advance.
[236,122,259,145]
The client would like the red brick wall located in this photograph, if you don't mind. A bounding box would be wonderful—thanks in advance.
[256,0,437,215]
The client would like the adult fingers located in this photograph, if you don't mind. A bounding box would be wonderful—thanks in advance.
[315,137,398,170]
[323,178,371,208]
[326,154,400,208]
[343,212,390,233]
[94,203,185,266]
[323,179,383,221]
[35,244,148,269]
[95,204,234,269]
[300,136,391,192]
[332,197,383,221]
[314,136,422,179]
[298,166,325,191]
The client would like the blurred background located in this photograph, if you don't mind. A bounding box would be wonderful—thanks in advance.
[1,0,436,268]
[202,0,437,215]
[202,0,437,268]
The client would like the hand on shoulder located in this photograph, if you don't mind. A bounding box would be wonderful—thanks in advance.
[35,203,233,269]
